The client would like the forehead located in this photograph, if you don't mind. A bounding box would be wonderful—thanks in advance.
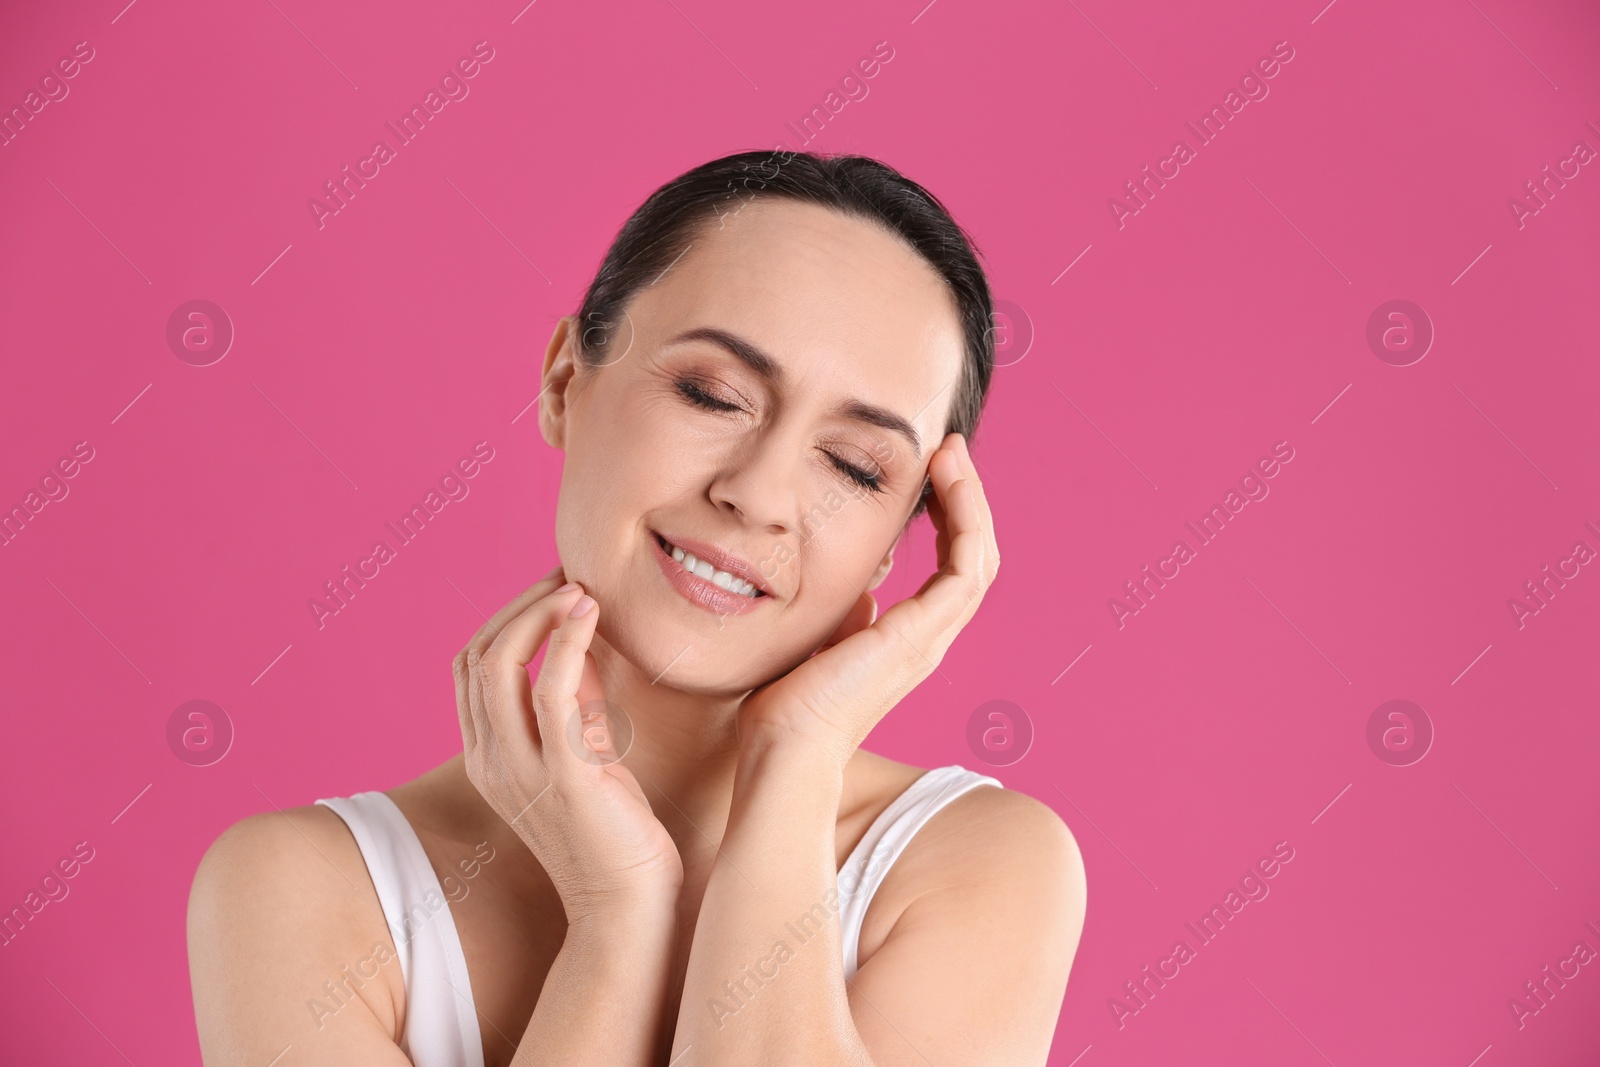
[627,197,966,445]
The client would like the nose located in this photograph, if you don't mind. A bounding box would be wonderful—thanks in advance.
[706,428,802,535]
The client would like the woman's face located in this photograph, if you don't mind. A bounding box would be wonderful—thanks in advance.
[541,197,966,694]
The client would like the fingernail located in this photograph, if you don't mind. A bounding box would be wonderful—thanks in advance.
[568,595,595,618]
[554,581,579,594]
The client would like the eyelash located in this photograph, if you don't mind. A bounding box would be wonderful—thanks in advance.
[674,379,886,494]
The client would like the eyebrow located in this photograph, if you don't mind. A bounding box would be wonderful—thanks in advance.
[669,326,924,461]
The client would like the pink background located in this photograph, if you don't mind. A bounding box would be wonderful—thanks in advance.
[3,0,1598,1062]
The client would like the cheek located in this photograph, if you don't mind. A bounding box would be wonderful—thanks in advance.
[555,403,699,572]
[795,500,894,590]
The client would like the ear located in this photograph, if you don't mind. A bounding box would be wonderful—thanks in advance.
[866,543,895,591]
[538,315,581,450]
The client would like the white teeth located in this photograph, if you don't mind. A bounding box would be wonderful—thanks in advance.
[665,539,760,597]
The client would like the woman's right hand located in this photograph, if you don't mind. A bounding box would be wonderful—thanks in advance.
[453,566,683,922]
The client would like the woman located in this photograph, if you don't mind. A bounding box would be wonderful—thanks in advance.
[188,150,1087,1066]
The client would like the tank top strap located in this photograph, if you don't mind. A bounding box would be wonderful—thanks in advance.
[316,792,485,1067]
[837,764,1004,979]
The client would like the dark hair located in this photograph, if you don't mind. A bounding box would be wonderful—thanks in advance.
[572,149,995,523]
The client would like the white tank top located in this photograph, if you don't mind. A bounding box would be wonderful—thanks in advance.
[316,764,1002,1067]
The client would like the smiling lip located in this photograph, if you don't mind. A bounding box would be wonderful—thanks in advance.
[650,530,774,616]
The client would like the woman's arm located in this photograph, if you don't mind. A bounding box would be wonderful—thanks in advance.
[189,808,417,1067]
[671,431,1085,1065]
[187,806,682,1067]
[669,733,1084,1067]
[454,568,687,1066]
[510,898,680,1067]
[190,570,686,1066]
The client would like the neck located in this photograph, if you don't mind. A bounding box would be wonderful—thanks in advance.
[449,625,830,888]
[571,626,756,883]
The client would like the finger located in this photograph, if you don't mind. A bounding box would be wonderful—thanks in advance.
[477,586,588,761]
[452,648,477,750]
[818,590,877,651]
[465,645,497,758]
[950,433,998,578]
[932,436,987,583]
[603,760,654,811]
[923,468,951,562]
[573,652,614,765]
[464,573,569,772]
[465,565,568,655]
[881,443,987,652]
[927,440,982,571]
[458,567,564,754]
[530,591,601,775]
[471,564,566,650]
[576,650,606,708]
[467,642,538,787]
[484,582,588,668]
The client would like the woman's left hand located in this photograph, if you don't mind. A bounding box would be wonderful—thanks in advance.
[735,431,1000,764]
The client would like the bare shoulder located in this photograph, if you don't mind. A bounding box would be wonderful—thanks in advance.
[187,804,410,1065]
[191,802,374,903]
[943,781,1084,874]
[848,750,1087,903]
[849,777,1088,1065]
[887,777,1086,920]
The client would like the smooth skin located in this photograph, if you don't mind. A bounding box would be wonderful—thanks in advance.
[188,199,1086,1066]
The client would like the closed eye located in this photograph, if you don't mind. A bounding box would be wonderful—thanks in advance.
[675,378,741,413]
[675,378,887,494]
[828,454,884,493]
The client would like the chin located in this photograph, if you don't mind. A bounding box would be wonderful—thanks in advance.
[599,605,793,695]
